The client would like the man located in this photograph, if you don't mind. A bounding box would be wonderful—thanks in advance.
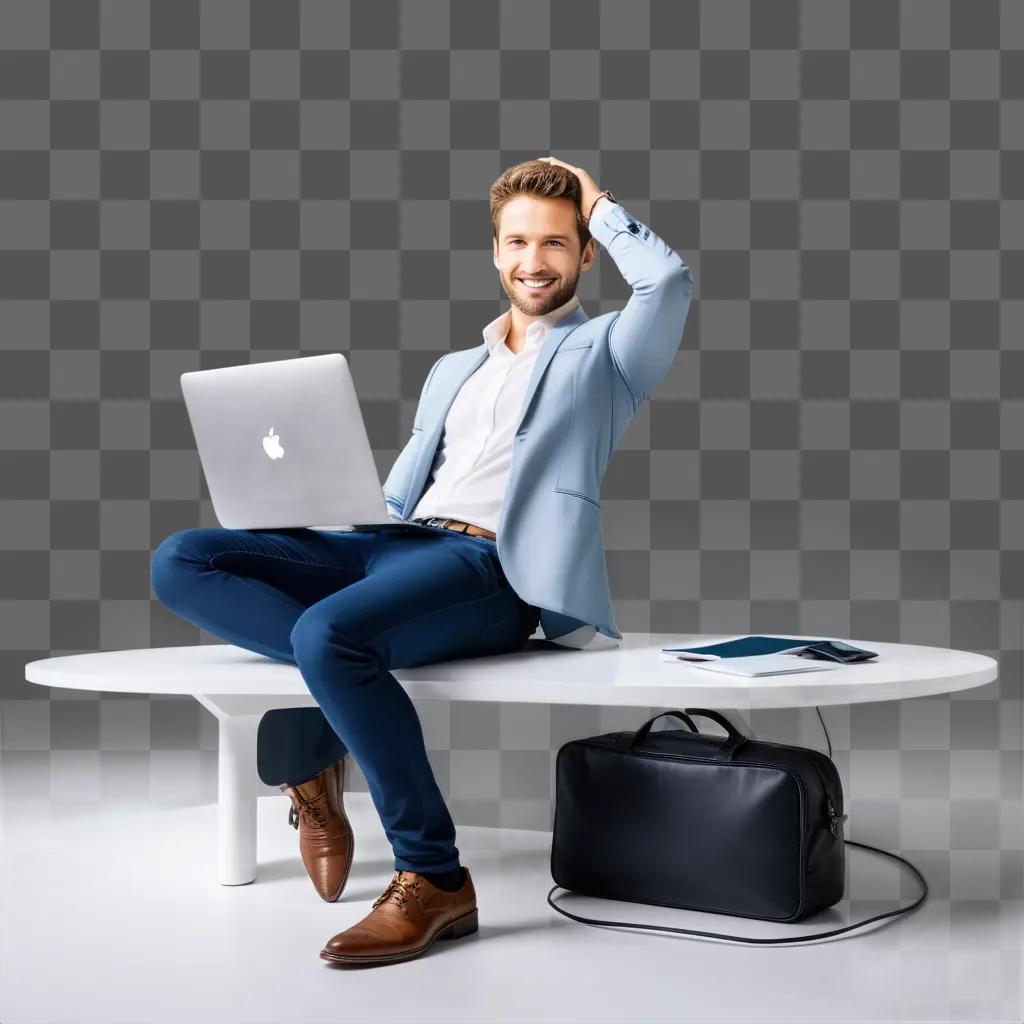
[149,157,693,967]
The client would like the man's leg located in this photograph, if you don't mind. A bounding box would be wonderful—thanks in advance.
[150,525,380,664]
[150,526,383,784]
[289,528,537,876]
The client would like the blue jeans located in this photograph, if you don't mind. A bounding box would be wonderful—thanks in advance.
[149,522,540,875]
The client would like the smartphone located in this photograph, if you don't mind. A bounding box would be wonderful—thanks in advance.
[795,640,877,663]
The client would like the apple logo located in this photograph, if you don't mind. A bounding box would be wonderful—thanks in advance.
[262,427,285,460]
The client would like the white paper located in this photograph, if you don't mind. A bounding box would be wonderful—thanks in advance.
[689,654,839,677]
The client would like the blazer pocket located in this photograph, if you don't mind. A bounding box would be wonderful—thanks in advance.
[554,485,601,509]
[555,339,594,353]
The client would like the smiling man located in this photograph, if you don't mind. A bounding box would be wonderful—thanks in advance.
[150,157,693,967]
[387,157,694,646]
[491,164,600,354]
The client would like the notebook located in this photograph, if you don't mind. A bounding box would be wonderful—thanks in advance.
[660,635,820,663]
[690,654,839,678]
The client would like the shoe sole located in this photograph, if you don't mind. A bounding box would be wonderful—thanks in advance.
[318,908,479,966]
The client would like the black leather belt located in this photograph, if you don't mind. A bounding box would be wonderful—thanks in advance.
[414,516,496,541]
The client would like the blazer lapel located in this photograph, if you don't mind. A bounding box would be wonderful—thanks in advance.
[512,304,589,436]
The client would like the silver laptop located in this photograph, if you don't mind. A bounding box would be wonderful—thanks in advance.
[180,353,400,531]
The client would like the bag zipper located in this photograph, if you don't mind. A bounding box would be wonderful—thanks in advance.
[803,748,846,838]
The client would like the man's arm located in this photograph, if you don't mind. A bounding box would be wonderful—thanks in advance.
[535,156,693,410]
[587,194,694,409]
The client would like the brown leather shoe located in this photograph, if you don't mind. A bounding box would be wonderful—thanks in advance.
[281,756,353,903]
[320,867,478,966]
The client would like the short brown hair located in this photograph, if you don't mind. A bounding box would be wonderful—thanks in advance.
[489,159,592,251]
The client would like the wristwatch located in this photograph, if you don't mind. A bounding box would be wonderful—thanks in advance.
[587,190,616,221]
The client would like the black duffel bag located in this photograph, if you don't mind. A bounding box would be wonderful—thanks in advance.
[548,708,928,944]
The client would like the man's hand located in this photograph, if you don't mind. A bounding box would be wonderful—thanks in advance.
[536,156,604,221]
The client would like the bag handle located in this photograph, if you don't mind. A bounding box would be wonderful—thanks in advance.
[628,708,749,762]
[626,710,698,748]
[547,840,928,945]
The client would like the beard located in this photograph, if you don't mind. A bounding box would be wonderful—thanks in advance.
[501,266,580,316]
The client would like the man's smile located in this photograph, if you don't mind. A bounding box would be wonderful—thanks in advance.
[517,277,556,291]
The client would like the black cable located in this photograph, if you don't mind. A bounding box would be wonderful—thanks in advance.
[815,704,833,758]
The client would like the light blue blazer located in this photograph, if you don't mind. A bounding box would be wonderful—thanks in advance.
[383,199,694,642]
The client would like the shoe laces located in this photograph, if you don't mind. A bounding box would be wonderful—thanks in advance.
[372,871,422,914]
[287,788,328,831]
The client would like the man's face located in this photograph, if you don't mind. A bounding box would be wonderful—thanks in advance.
[492,195,596,317]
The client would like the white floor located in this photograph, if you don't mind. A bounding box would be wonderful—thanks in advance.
[1,784,1021,1024]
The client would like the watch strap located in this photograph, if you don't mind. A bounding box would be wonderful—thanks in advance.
[586,190,616,221]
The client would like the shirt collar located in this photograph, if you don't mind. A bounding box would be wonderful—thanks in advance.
[481,292,581,356]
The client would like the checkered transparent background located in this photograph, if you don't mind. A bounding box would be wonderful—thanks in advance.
[0,1,1021,943]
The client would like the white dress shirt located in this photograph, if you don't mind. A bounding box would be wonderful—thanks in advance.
[408,290,580,533]
[391,196,621,649]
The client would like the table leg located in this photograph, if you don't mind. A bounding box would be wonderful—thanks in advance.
[194,693,321,887]
[215,714,261,886]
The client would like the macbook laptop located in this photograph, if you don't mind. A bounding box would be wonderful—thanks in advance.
[180,353,405,532]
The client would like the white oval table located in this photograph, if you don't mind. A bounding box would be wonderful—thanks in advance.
[24,632,998,886]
